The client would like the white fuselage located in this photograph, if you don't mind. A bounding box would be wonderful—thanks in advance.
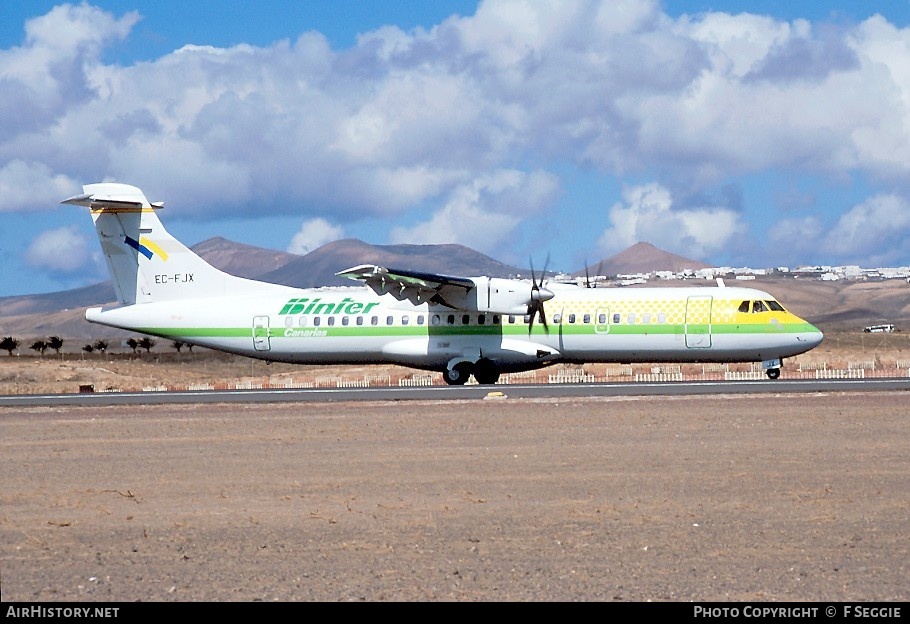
[86,282,824,373]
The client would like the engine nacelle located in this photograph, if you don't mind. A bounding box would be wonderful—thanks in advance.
[441,277,552,315]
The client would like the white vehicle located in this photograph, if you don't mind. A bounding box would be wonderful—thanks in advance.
[864,324,895,333]
[66,183,824,383]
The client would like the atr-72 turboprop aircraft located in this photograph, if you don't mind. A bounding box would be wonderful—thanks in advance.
[65,183,823,384]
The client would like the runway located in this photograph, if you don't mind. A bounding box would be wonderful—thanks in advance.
[1,376,909,407]
[1,389,907,601]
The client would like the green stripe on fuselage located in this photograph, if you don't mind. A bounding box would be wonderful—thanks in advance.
[134,320,817,340]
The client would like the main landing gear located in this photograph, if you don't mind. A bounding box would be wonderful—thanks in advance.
[443,358,500,385]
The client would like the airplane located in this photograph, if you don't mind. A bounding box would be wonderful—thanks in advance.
[64,182,824,384]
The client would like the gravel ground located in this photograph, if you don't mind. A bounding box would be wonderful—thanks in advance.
[0,392,907,602]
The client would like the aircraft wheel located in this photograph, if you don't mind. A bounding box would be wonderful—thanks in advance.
[443,362,473,385]
[473,358,500,385]
[766,368,781,380]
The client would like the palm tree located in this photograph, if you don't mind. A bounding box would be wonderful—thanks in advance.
[172,340,185,353]
[126,338,139,354]
[82,344,95,354]
[1,336,19,356]
[30,340,48,356]
[138,337,156,353]
[93,339,109,353]
[47,336,64,354]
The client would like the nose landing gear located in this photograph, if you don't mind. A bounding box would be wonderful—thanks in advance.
[763,357,783,380]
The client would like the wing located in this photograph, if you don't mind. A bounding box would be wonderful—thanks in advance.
[336,264,477,307]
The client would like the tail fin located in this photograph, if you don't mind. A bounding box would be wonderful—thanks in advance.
[63,183,288,305]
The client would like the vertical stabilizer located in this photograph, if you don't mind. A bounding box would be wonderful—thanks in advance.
[63,183,289,305]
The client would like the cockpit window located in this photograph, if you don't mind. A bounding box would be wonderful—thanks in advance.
[752,301,767,313]
[766,300,785,312]
[738,301,750,313]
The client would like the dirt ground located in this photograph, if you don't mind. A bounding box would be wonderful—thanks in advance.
[0,391,907,602]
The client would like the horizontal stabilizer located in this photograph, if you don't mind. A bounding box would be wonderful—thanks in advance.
[61,183,162,211]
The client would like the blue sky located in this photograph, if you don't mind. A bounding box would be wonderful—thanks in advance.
[2,1,910,297]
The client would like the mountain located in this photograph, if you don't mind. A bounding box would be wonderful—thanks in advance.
[576,242,714,277]
[0,237,301,319]
[190,237,300,279]
[0,237,528,341]
[1,237,907,342]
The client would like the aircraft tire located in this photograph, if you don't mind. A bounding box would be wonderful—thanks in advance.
[766,368,781,380]
[473,358,500,385]
[444,362,473,385]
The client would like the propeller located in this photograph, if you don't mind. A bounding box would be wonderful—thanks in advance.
[583,258,604,288]
[528,255,555,334]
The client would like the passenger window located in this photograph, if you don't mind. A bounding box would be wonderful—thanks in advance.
[313,317,321,326]
[613,313,620,324]
[508,315,516,324]
[299,316,307,327]
[553,313,562,323]
[738,301,750,313]
[342,316,349,326]
[658,313,667,324]
[478,314,486,325]
[584,314,591,324]
[284,316,294,328]
[401,315,409,325]
[642,313,651,324]
[386,315,394,325]
[447,314,455,325]
[523,314,531,324]
[627,313,636,324]
[493,315,500,324]
[568,314,576,323]
[328,316,335,326]
[356,316,364,326]
[417,315,425,325]
[371,316,378,326]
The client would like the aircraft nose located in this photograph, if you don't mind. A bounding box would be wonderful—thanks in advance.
[798,325,824,348]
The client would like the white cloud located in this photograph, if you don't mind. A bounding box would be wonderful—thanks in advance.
[768,194,910,266]
[2,1,910,272]
[390,169,559,253]
[822,194,910,264]
[25,225,91,273]
[287,218,345,254]
[597,183,745,259]
[0,160,77,212]
[766,215,826,265]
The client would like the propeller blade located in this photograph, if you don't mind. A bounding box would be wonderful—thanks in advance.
[527,254,552,335]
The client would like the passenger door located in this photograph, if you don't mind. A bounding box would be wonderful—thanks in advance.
[685,296,712,348]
